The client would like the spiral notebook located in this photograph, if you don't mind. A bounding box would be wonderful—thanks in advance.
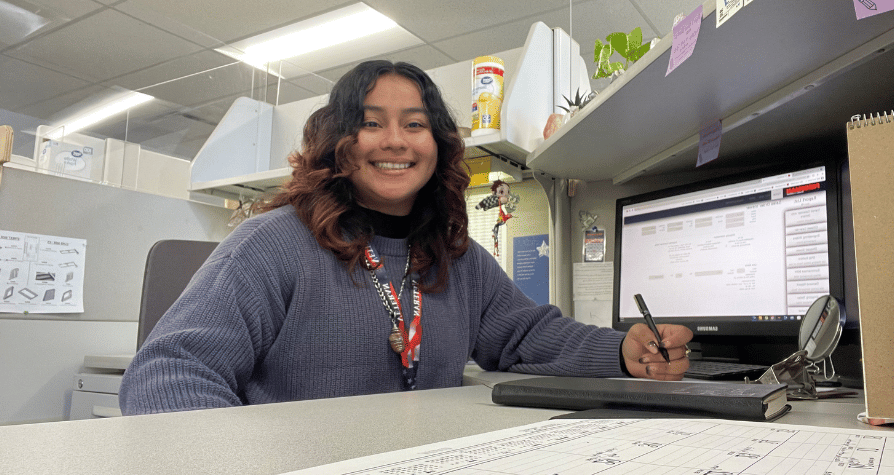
[846,111,894,421]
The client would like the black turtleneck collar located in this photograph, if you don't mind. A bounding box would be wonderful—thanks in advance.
[357,207,414,239]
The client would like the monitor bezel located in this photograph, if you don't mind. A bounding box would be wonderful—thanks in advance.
[611,158,845,343]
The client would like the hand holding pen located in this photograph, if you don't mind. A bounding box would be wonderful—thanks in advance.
[634,293,670,363]
[619,294,694,381]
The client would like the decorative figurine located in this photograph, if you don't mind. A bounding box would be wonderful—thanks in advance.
[476,180,520,257]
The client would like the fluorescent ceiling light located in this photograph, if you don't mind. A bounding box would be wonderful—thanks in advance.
[216,3,415,77]
[45,92,153,140]
[244,9,396,64]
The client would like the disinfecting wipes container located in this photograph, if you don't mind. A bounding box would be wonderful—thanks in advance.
[471,56,504,136]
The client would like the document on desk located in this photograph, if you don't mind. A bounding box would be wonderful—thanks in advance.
[285,418,894,474]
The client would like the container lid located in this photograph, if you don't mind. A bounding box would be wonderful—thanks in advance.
[473,56,503,66]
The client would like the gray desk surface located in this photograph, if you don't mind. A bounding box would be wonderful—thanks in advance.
[0,376,886,475]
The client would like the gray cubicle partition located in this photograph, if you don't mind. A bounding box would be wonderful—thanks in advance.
[0,166,233,322]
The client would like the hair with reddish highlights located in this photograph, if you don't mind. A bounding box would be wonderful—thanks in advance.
[259,60,470,292]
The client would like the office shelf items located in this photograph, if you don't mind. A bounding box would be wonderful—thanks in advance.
[527,0,894,184]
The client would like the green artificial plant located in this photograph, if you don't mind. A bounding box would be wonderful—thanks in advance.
[593,27,652,79]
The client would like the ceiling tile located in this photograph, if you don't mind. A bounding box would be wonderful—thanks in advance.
[103,50,241,93]
[112,1,226,49]
[111,0,348,44]
[5,8,202,82]
[313,45,456,85]
[0,54,90,112]
[16,84,116,122]
[364,0,572,43]
[0,0,104,49]
[632,0,707,38]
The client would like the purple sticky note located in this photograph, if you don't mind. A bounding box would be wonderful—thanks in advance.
[666,5,703,77]
[853,0,894,19]
[697,119,722,167]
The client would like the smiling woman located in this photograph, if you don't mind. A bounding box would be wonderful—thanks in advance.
[346,74,438,216]
[117,60,693,417]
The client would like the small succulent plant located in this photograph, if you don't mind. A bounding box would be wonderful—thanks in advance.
[558,88,597,114]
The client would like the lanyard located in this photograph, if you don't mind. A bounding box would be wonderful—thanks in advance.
[364,245,422,368]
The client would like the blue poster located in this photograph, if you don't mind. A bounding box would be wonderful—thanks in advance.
[513,234,549,306]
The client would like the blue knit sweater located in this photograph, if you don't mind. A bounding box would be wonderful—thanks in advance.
[119,206,626,414]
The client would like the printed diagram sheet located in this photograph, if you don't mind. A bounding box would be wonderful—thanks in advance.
[287,418,894,474]
[0,230,86,314]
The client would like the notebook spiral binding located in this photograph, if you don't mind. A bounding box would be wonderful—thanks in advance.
[849,110,894,129]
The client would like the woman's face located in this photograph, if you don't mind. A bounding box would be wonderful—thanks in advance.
[347,74,438,216]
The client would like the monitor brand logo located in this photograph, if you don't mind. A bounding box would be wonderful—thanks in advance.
[697,326,719,332]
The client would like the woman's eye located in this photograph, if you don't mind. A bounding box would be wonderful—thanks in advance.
[407,121,427,128]
[362,120,380,128]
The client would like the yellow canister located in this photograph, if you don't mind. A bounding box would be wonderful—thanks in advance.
[471,56,504,136]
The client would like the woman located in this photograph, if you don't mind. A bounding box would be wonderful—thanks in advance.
[119,60,691,415]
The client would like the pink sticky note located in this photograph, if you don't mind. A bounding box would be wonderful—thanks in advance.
[853,0,894,19]
[697,119,722,167]
[666,5,703,77]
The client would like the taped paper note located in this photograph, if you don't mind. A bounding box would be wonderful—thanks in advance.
[666,5,703,77]
[0,230,86,314]
[697,119,723,166]
[717,0,753,27]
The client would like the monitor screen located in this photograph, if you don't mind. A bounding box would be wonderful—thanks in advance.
[612,160,844,363]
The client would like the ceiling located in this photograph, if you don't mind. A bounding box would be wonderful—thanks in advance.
[0,0,705,160]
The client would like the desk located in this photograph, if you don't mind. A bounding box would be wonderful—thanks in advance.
[0,381,885,475]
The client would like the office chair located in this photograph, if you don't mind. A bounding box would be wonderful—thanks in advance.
[137,239,218,349]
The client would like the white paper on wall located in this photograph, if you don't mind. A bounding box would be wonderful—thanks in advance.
[0,230,86,314]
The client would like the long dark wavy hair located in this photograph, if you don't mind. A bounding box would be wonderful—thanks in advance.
[259,60,470,293]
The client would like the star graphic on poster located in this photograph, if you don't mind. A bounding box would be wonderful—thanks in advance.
[537,240,549,257]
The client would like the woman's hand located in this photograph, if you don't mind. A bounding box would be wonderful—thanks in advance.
[622,323,693,380]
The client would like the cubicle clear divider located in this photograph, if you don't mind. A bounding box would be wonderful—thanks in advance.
[13,2,339,202]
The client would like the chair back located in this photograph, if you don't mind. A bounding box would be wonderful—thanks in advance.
[137,239,218,349]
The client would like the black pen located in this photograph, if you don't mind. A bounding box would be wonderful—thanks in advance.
[633,294,670,363]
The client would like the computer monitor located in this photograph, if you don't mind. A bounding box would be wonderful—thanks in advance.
[612,159,845,365]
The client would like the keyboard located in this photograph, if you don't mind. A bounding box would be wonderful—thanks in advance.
[685,360,769,380]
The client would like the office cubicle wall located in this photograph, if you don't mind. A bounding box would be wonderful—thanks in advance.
[0,166,232,424]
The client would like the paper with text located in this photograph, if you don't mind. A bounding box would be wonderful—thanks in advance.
[286,418,894,474]
[717,0,753,27]
[573,261,613,301]
[0,230,86,313]
[698,118,723,166]
[666,5,703,77]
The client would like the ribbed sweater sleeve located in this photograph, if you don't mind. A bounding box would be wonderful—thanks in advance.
[119,213,294,415]
[465,240,627,378]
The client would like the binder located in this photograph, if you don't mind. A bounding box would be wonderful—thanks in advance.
[492,377,791,422]
[846,111,894,420]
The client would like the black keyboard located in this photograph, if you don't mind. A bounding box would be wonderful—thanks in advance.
[685,360,769,380]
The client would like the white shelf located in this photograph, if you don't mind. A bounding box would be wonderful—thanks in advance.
[526,0,894,184]
[463,133,530,164]
[189,167,291,199]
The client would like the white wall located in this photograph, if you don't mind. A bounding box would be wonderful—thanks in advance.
[0,320,137,425]
[0,166,233,425]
